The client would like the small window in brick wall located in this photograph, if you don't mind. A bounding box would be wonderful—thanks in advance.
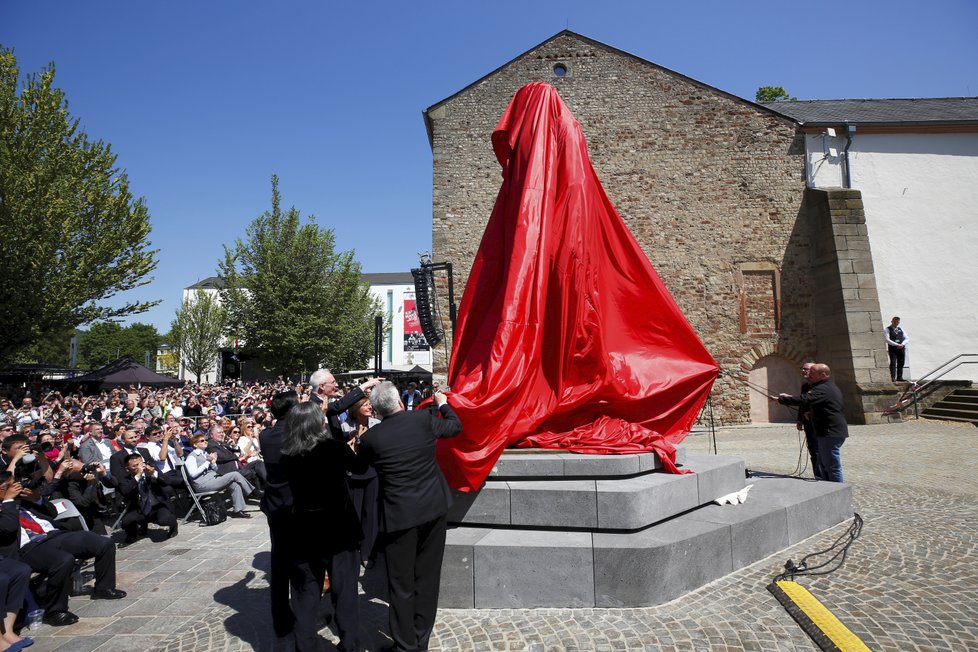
[552,63,568,77]
[737,264,781,334]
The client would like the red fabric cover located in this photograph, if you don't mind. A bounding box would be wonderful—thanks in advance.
[437,82,718,492]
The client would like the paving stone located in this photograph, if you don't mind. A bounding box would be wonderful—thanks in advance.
[19,420,977,652]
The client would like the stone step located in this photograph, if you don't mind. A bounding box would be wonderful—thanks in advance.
[440,476,853,608]
[448,453,745,530]
[921,406,978,422]
[488,445,687,478]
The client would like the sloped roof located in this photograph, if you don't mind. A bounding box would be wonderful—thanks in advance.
[762,97,978,126]
[69,357,183,389]
[422,30,793,147]
[186,276,224,290]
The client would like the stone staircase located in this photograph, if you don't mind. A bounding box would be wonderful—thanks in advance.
[921,387,978,424]
[440,446,852,608]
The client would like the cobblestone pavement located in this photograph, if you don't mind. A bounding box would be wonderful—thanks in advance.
[18,419,978,651]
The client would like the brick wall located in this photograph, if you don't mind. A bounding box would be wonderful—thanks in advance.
[428,33,816,423]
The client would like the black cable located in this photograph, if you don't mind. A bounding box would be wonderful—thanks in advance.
[775,513,864,582]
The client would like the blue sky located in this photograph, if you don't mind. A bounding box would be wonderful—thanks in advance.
[2,0,976,332]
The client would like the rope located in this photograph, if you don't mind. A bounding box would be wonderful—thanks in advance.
[719,368,815,478]
[775,513,864,582]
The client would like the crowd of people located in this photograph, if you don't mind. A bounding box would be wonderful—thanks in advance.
[0,373,451,650]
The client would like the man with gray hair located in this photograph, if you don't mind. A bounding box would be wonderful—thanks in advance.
[308,369,381,439]
[357,381,462,652]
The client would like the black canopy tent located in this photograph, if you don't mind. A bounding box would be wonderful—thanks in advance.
[58,357,183,391]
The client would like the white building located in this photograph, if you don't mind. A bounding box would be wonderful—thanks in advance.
[363,272,433,370]
[767,98,978,383]
[179,273,430,383]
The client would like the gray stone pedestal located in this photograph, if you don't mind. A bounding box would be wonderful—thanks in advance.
[440,448,853,608]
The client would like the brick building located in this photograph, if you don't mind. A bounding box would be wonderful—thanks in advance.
[424,31,895,424]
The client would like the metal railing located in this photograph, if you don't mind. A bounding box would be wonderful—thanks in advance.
[884,353,978,418]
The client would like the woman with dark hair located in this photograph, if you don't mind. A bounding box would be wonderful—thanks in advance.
[281,401,365,652]
[340,397,380,568]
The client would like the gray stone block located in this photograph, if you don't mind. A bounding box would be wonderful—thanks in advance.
[595,472,699,529]
[683,454,746,503]
[490,453,564,477]
[686,490,789,567]
[593,518,732,607]
[448,484,511,525]
[472,530,594,607]
[744,477,853,543]
[440,528,491,608]
[509,480,597,528]
[562,453,640,476]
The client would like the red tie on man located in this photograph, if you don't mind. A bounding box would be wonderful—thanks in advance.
[19,508,49,541]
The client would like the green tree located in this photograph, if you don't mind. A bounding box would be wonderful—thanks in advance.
[171,288,226,383]
[219,176,381,377]
[77,322,126,369]
[77,322,160,369]
[0,47,158,367]
[755,86,796,103]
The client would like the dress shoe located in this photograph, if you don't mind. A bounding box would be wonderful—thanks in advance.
[91,588,127,600]
[166,523,179,539]
[41,610,79,627]
[247,489,264,501]
[229,510,251,519]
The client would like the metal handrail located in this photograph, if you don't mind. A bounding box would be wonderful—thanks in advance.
[884,353,978,417]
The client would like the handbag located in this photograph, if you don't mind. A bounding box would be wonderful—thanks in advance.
[201,497,227,525]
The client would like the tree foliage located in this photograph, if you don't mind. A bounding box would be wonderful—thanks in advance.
[77,321,160,370]
[755,86,796,103]
[0,47,159,366]
[171,288,226,383]
[219,176,380,377]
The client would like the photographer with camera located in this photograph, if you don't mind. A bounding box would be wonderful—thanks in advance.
[59,459,113,533]
[0,472,126,627]
[116,454,177,544]
[1,435,55,490]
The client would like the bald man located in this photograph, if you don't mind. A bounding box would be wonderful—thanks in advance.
[774,363,848,482]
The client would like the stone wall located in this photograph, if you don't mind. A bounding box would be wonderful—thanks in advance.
[806,188,898,423]
[427,32,814,423]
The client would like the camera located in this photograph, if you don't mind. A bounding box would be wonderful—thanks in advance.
[13,454,43,489]
[30,440,54,454]
[80,462,100,475]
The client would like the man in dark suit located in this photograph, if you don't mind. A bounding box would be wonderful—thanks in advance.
[358,381,462,652]
[0,472,126,627]
[116,453,178,543]
[257,390,299,638]
[108,428,142,486]
[776,363,849,482]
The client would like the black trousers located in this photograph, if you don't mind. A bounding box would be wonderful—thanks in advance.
[349,475,379,564]
[120,504,177,540]
[0,557,31,621]
[290,547,360,652]
[383,514,447,652]
[801,420,822,479]
[264,509,295,636]
[21,531,116,612]
[888,346,906,381]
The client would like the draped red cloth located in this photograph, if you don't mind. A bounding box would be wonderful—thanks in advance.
[436,82,718,492]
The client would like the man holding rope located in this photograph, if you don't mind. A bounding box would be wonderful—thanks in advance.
[771,363,848,483]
